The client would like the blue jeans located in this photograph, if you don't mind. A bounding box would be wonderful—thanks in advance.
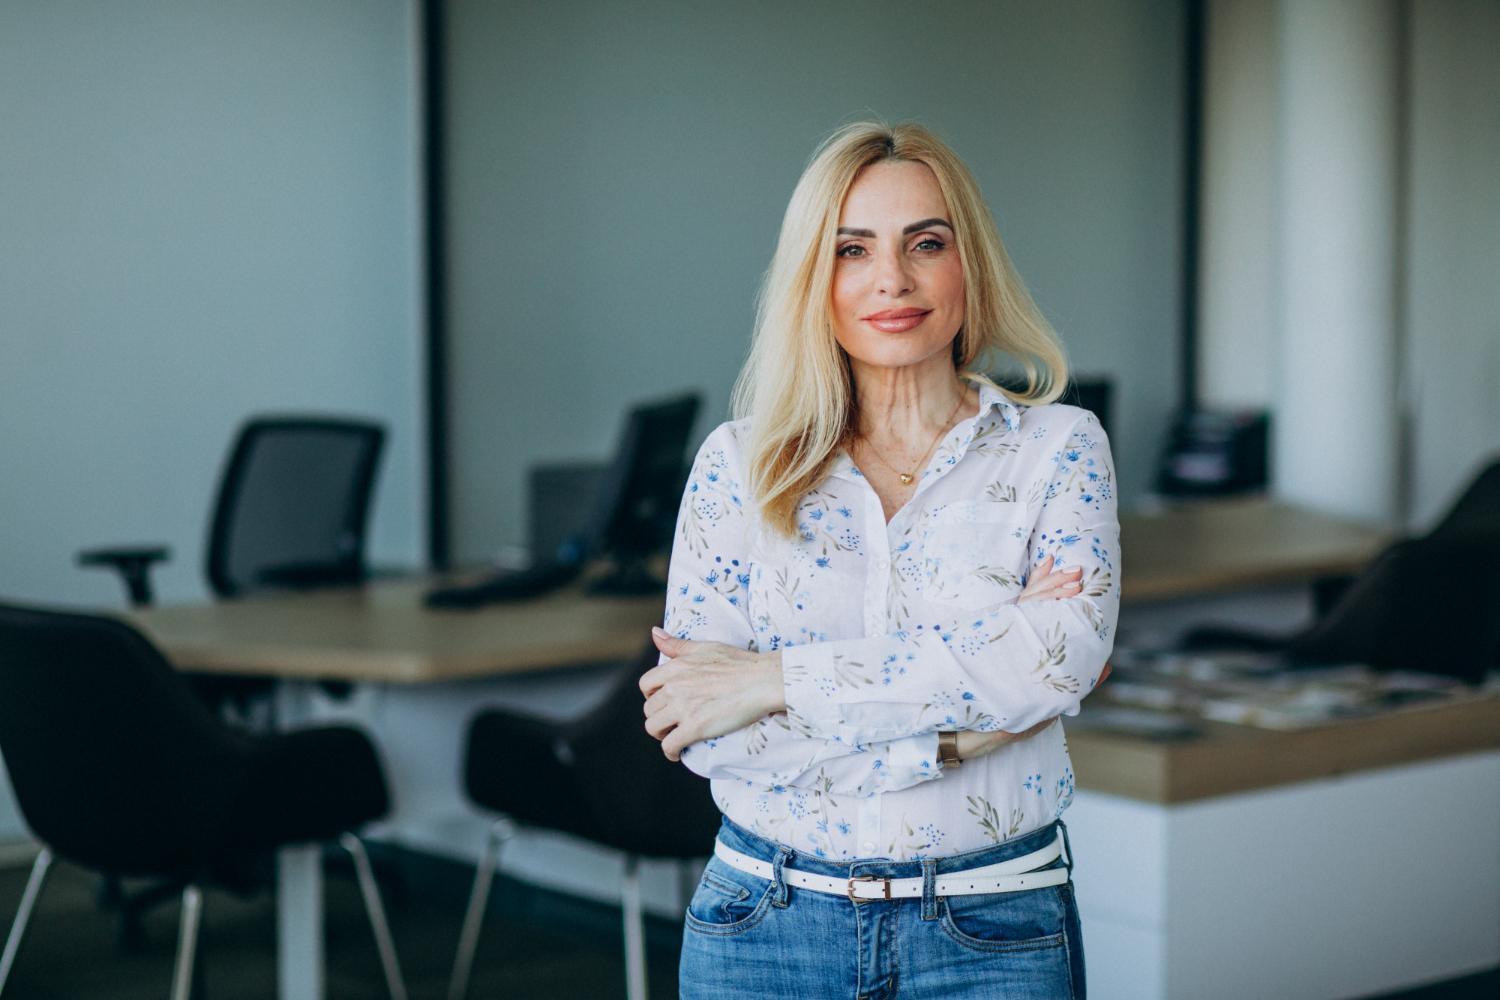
[679,817,1085,999]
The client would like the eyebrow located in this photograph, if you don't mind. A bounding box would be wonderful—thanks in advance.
[836,217,955,238]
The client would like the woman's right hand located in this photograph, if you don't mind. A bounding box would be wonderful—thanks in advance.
[954,555,1094,762]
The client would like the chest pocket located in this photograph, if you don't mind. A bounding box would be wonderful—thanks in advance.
[920,500,1034,612]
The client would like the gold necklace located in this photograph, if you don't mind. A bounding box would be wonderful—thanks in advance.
[856,390,968,486]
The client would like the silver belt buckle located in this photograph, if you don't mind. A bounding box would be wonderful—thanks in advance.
[847,875,891,903]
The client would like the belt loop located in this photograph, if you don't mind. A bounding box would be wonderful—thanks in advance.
[770,848,793,908]
[920,859,938,921]
[1057,819,1074,875]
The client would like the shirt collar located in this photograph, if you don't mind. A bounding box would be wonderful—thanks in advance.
[826,377,1023,483]
[969,376,1023,435]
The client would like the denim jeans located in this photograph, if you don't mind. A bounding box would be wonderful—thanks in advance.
[678,816,1085,999]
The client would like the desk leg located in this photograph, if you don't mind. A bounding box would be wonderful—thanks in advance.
[276,681,324,1000]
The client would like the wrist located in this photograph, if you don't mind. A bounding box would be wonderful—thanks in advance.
[761,650,786,714]
[938,730,962,769]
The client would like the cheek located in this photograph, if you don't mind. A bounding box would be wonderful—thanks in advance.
[936,260,966,314]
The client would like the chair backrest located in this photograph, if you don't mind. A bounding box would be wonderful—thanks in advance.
[559,644,724,858]
[0,604,243,875]
[206,417,385,598]
[1425,456,1500,543]
[1288,534,1500,682]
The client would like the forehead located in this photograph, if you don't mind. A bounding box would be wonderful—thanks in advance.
[838,159,948,226]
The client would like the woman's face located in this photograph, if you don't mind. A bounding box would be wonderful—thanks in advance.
[830,159,966,373]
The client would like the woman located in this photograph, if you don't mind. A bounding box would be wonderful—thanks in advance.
[640,121,1118,999]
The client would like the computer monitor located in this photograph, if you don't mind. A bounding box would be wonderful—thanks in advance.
[581,392,701,594]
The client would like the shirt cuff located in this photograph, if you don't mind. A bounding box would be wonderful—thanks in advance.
[884,732,942,790]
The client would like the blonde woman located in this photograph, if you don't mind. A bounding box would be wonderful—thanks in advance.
[641,121,1118,999]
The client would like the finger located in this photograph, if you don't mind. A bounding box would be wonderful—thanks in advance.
[645,708,678,741]
[650,627,681,655]
[662,727,693,762]
[638,663,677,697]
[643,689,669,716]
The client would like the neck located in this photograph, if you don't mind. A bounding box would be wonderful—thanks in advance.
[850,355,970,444]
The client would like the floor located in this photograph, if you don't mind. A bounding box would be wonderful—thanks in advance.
[0,845,1495,999]
[0,846,684,999]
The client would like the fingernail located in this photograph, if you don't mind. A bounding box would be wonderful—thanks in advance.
[652,626,668,638]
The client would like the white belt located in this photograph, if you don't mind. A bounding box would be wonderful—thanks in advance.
[713,829,1070,903]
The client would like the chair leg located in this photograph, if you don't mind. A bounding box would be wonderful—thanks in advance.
[340,833,409,1000]
[0,848,52,997]
[447,817,516,1000]
[622,855,647,1000]
[168,885,203,1000]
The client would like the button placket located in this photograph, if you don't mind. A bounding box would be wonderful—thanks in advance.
[862,489,890,636]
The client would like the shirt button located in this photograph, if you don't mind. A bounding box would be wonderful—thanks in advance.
[861,841,876,854]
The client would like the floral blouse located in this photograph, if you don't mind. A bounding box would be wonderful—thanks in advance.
[661,378,1120,860]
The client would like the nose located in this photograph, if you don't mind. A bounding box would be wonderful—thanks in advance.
[874,246,914,297]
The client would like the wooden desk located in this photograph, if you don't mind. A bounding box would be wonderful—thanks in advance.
[1068,695,1500,804]
[122,576,665,683]
[1064,696,1500,999]
[123,498,1392,685]
[1119,496,1393,603]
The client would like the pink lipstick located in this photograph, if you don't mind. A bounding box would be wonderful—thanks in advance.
[862,308,931,333]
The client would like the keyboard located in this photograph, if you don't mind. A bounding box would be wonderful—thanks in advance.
[422,561,582,609]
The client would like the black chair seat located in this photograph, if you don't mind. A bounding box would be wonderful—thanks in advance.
[0,606,389,878]
[464,652,721,860]
[449,647,723,1000]
[0,603,409,999]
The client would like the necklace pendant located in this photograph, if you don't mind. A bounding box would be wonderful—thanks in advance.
[899,472,914,485]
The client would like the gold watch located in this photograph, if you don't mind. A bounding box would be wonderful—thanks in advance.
[938,730,961,769]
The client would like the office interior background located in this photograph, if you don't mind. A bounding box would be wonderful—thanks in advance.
[1,1,1497,998]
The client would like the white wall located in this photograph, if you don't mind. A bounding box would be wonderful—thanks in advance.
[1404,0,1500,528]
[0,0,425,609]
[442,0,1187,562]
[1199,0,1500,530]
[1199,0,1277,410]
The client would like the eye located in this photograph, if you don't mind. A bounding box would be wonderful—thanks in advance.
[913,237,947,252]
[836,243,867,258]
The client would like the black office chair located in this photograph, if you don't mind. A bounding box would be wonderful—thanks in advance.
[0,604,408,1000]
[1178,457,1500,681]
[448,645,722,1000]
[79,415,386,605]
[1425,458,1500,542]
[74,416,386,935]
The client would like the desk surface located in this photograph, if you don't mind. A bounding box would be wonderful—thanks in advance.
[123,575,663,683]
[116,497,1490,804]
[1067,695,1500,804]
[1119,495,1392,602]
[123,498,1392,684]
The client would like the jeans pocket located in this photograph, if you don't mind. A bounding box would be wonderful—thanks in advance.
[683,858,775,936]
[938,879,1069,953]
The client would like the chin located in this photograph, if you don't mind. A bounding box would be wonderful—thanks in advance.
[840,335,954,372]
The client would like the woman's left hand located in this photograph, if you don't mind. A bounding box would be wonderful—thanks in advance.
[640,627,785,761]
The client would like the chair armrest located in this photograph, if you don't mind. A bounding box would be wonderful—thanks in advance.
[77,546,172,606]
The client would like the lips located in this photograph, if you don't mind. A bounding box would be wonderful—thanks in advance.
[862,308,932,333]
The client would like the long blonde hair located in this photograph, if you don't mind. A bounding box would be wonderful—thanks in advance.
[732,121,1070,537]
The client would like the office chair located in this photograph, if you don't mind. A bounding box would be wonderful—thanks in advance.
[1178,457,1500,681]
[74,416,386,936]
[1425,457,1500,541]
[79,415,386,605]
[0,604,408,1000]
[448,644,722,1000]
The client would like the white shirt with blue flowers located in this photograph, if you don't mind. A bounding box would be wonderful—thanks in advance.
[662,378,1119,860]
